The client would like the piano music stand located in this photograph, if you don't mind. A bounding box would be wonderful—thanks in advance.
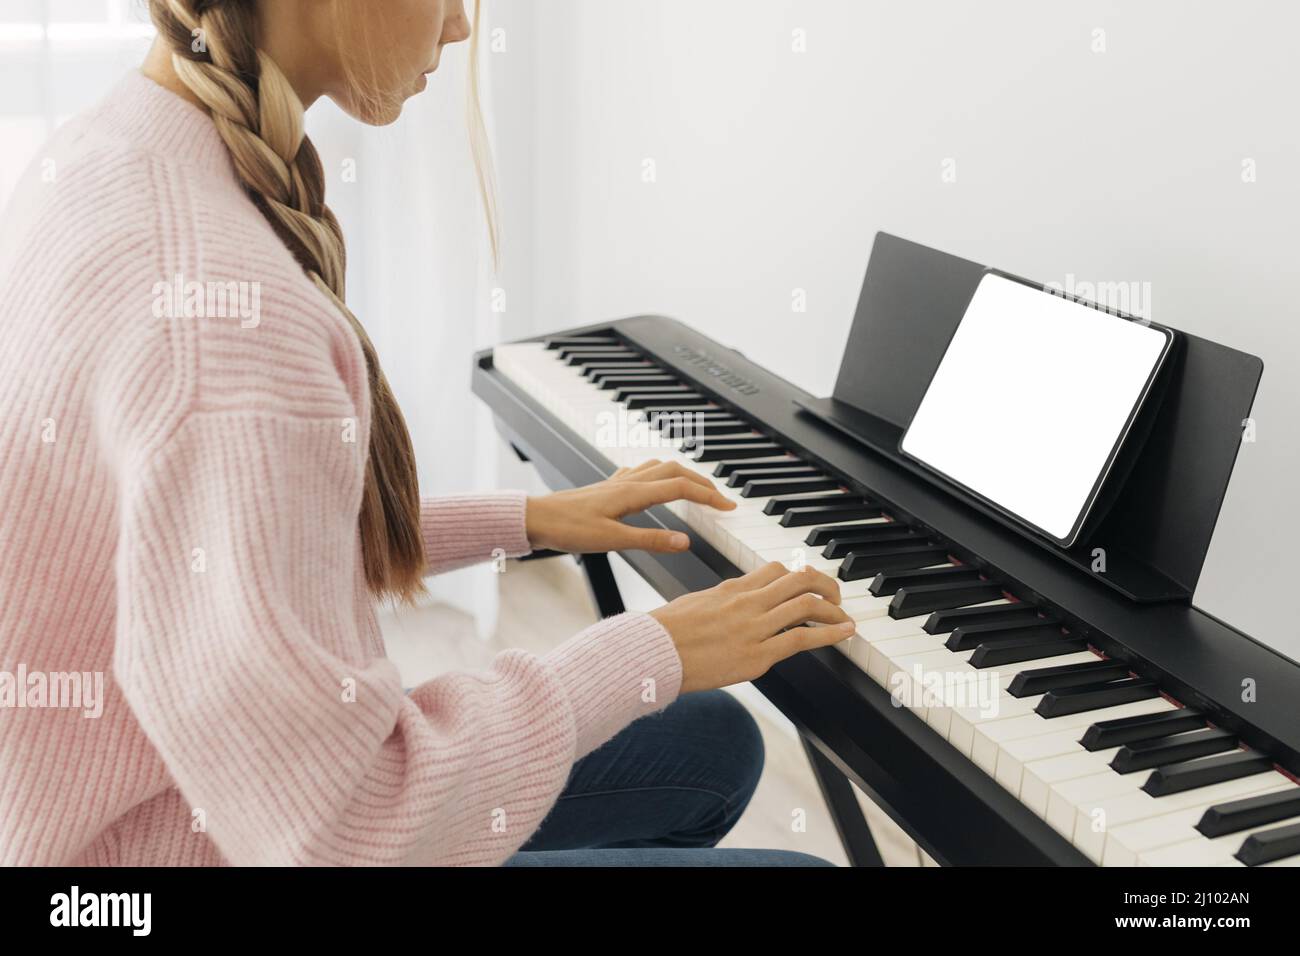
[797,232,1263,605]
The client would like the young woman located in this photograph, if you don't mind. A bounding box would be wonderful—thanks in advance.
[0,0,854,866]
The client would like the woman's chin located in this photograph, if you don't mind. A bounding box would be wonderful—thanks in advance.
[332,90,409,128]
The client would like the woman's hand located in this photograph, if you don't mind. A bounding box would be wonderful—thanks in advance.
[524,458,736,554]
[651,562,856,693]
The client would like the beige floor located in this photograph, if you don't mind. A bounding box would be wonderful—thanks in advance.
[379,555,934,867]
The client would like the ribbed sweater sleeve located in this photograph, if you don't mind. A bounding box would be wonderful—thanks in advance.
[419,492,533,574]
[113,411,682,865]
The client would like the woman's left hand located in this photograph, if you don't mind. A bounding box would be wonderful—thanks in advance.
[524,459,737,554]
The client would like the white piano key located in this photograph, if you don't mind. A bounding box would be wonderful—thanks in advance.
[1101,784,1300,866]
[1072,771,1294,863]
[1135,809,1300,867]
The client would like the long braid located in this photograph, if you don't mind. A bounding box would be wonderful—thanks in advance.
[149,0,426,601]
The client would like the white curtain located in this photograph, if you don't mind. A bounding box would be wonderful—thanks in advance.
[2,0,517,637]
[0,2,154,203]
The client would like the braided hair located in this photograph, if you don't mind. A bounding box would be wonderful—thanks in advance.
[148,0,426,601]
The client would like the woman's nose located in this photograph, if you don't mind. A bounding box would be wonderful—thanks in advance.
[444,10,471,46]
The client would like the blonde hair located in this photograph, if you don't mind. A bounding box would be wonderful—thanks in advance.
[147,0,495,601]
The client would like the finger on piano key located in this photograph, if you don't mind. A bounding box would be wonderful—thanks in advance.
[755,546,838,574]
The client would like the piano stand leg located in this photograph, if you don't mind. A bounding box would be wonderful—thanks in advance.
[575,552,627,618]
[800,735,885,867]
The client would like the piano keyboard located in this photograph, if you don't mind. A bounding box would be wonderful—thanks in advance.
[493,333,1300,868]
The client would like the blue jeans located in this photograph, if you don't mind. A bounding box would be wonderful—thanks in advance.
[505,690,833,867]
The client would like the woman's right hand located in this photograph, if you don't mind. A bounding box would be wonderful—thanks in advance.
[650,562,856,694]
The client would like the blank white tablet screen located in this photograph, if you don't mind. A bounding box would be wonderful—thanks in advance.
[900,273,1171,544]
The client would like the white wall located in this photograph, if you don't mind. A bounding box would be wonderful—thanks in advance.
[487,0,1300,657]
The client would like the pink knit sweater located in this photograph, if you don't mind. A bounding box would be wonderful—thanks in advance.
[0,71,682,866]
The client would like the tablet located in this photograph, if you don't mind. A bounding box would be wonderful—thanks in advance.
[899,271,1175,548]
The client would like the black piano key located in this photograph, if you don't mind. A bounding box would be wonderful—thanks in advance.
[823,536,933,561]
[946,620,1065,652]
[671,421,756,440]
[806,521,903,548]
[566,352,646,366]
[644,409,732,426]
[1143,751,1274,798]
[889,581,1004,619]
[1080,709,1206,751]
[742,476,841,497]
[696,437,774,447]
[762,492,858,515]
[592,370,674,385]
[624,392,708,409]
[545,334,618,349]
[558,346,637,359]
[970,634,1086,669]
[838,546,951,581]
[693,442,783,463]
[822,528,925,559]
[559,345,639,356]
[1236,821,1300,867]
[726,465,819,487]
[868,565,982,596]
[780,502,883,528]
[582,362,657,376]
[1007,659,1130,698]
[612,384,694,401]
[1033,676,1157,717]
[924,601,1046,635]
[712,457,797,478]
[639,403,718,417]
[1110,726,1237,774]
[1198,789,1300,838]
